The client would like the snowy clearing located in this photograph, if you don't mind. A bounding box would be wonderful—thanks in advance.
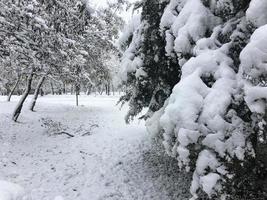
[0,95,190,200]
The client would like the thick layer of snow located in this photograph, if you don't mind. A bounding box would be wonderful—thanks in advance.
[120,0,267,198]
[150,0,266,197]
[119,14,144,82]
[239,24,267,114]
[246,0,267,27]
[0,180,25,200]
[0,94,191,200]
[160,0,220,60]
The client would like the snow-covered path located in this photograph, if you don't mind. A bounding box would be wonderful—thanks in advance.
[0,95,190,200]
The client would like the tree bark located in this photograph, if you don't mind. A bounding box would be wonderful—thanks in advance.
[76,87,79,106]
[107,82,110,96]
[62,82,66,94]
[50,80,54,95]
[30,75,46,111]
[86,85,91,95]
[12,70,34,122]
[112,84,115,96]
[4,85,11,96]
[76,92,79,106]
[71,84,74,95]
[105,84,108,95]
[40,88,44,96]
[7,75,20,102]
[75,84,80,106]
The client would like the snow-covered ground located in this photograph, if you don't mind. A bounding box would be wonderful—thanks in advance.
[0,95,190,200]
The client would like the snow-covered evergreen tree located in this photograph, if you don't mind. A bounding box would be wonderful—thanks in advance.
[119,0,180,122]
[120,0,267,198]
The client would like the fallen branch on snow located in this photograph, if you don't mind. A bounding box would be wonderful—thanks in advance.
[55,131,75,138]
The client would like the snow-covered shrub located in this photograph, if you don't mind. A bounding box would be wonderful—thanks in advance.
[120,0,267,199]
[41,118,66,133]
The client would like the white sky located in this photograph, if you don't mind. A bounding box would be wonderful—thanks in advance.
[89,0,137,22]
[90,0,136,8]
[89,0,113,8]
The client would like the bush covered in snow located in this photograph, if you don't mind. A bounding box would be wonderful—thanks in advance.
[120,0,267,199]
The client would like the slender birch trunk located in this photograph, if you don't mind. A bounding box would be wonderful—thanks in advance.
[7,75,20,102]
[75,88,79,106]
[30,75,46,111]
[12,70,34,122]
[62,82,66,94]
[50,80,54,95]
[112,84,115,96]
[75,84,80,106]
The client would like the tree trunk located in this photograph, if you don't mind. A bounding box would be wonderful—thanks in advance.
[7,75,20,102]
[99,85,104,95]
[76,92,79,106]
[62,82,66,94]
[107,82,110,96]
[112,84,115,96]
[105,84,109,95]
[30,75,46,111]
[40,88,44,96]
[17,83,22,95]
[86,85,91,95]
[71,84,74,95]
[75,84,80,106]
[12,70,34,122]
[50,80,54,95]
[76,89,79,107]
[4,86,11,96]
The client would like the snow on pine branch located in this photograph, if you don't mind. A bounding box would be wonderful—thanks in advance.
[119,0,267,199]
[119,13,144,82]
[239,24,267,114]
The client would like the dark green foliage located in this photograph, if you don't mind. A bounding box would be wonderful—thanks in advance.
[122,0,181,122]
[120,0,267,197]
